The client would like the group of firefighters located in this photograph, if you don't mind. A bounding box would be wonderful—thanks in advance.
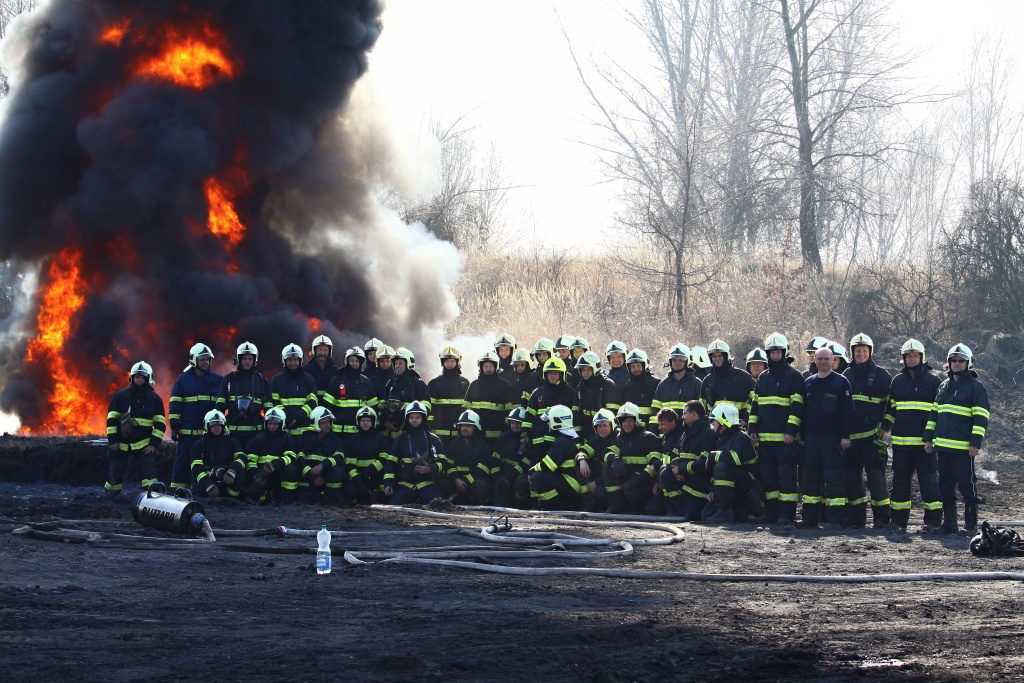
[105,331,990,535]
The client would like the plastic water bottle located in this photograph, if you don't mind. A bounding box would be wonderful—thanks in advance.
[316,525,331,575]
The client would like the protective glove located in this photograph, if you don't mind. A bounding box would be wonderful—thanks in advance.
[251,470,267,489]
[261,460,278,475]
[205,483,220,498]
[222,468,238,486]
[214,468,226,482]
[872,439,889,468]
[609,457,627,481]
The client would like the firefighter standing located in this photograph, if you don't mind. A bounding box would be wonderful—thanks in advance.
[216,342,271,449]
[885,339,942,532]
[700,339,755,427]
[463,351,516,442]
[842,333,892,528]
[800,347,855,529]
[380,348,431,437]
[573,351,623,442]
[748,333,805,526]
[924,344,990,534]
[168,343,222,490]
[622,349,660,428]
[324,347,374,435]
[303,335,339,401]
[428,346,470,441]
[105,361,165,497]
[651,344,702,418]
[271,343,319,436]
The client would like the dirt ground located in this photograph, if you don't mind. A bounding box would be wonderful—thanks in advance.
[1,446,1023,683]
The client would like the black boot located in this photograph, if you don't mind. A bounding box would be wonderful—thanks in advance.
[963,500,979,534]
[938,502,959,534]
[871,505,891,529]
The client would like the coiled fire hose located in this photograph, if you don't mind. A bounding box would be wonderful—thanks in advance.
[8,509,1024,583]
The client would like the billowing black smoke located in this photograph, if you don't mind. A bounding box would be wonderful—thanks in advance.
[0,0,397,431]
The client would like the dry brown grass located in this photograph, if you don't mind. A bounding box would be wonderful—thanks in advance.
[447,249,853,362]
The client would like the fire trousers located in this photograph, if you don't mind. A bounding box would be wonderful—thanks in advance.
[757,442,800,522]
[106,448,159,493]
[890,446,941,527]
[844,439,891,527]
[937,450,980,529]
[800,434,844,525]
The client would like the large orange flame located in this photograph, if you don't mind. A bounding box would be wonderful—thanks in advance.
[204,172,248,247]
[23,248,109,435]
[134,26,236,89]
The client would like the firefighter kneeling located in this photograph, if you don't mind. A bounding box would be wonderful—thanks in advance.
[443,410,495,504]
[699,404,760,523]
[296,407,345,505]
[245,407,300,504]
[190,409,247,498]
[528,404,582,510]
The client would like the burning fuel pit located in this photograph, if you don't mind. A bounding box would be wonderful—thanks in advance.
[0,1,459,440]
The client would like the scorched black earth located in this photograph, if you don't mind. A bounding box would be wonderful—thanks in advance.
[0,463,1022,681]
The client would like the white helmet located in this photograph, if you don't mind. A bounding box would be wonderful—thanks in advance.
[189,343,214,368]
[234,341,259,366]
[204,409,228,432]
[541,404,574,431]
[709,404,739,429]
[593,408,615,426]
[281,343,303,365]
[264,406,286,426]
[310,406,335,426]
[310,335,333,357]
[455,410,482,432]
[130,361,154,385]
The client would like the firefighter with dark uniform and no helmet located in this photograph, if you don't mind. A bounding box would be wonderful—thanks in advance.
[168,343,223,490]
[216,341,271,449]
[271,343,319,436]
[190,409,247,498]
[427,346,470,441]
[884,339,942,533]
[748,333,805,526]
[924,344,990,535]
[661,400,718,521]
[105,361,166,498]
[800,346,856,529]
[842,333,892,528]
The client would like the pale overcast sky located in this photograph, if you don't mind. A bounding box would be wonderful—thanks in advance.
[364,0,1024,246]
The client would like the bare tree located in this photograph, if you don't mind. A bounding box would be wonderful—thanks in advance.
[564,0,727,326]
[400,115,521,251]
[773,0,915,271]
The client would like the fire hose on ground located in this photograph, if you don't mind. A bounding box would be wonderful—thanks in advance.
[7,484,1024,582]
